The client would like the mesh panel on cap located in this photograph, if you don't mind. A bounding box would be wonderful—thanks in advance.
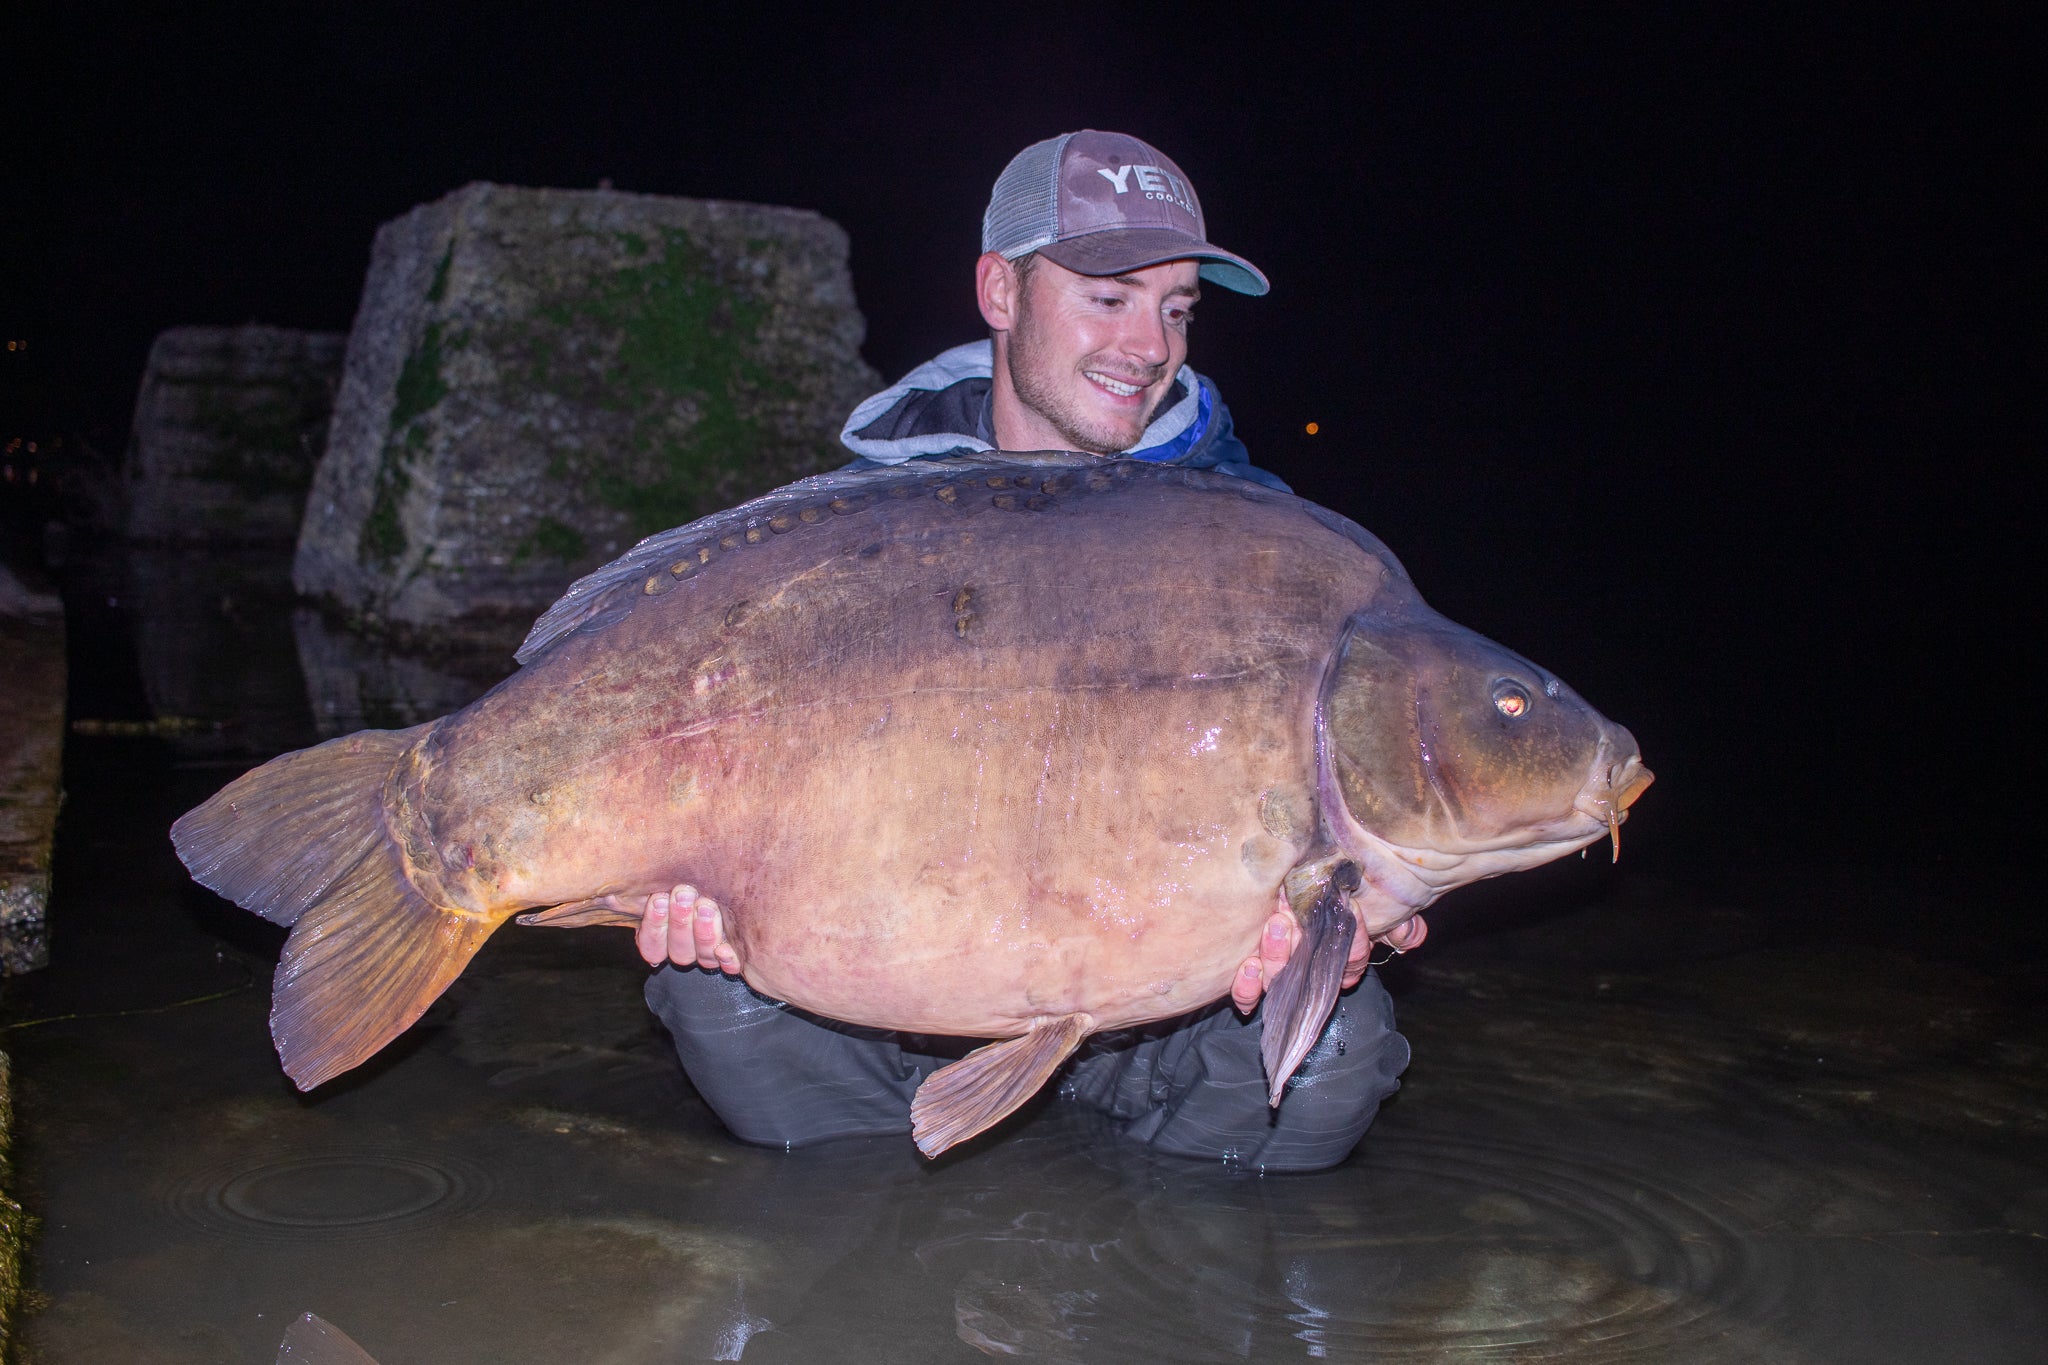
[982,133,1071,258]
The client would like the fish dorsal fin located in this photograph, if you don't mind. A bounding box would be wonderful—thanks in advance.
[909,1012,1094,1157]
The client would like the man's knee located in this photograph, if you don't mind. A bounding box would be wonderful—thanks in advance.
[1094,971,1410,1172]
[644,967,936,1148]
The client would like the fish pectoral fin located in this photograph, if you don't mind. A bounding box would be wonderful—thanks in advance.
[1259,863,1360,1108]
[909,1013,1094,1158]
[516,896,641,929]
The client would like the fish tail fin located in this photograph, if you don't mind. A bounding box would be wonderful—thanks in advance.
[171,724,506,1090]
[171,725,429,928]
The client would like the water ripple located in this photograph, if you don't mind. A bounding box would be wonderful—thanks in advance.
[163,1146,493,1243]
[924,1124,1792,1362]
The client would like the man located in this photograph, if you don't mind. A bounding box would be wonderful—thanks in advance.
[837,128,1282,487]
[636,131,1423,1170]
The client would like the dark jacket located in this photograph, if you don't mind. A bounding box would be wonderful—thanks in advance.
[838,341,1289,491]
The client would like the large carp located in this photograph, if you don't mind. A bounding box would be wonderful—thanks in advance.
[174,453,1650,1156]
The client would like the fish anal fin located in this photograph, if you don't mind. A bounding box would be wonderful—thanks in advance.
[517,897,641,929]
[272,837,508,1091]
[1259,863,1359,1108]
[910,1013,1094,1158]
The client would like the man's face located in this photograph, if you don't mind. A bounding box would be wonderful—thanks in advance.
[1001,256,1201,455]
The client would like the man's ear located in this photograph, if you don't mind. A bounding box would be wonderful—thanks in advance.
[976,251,1020,333]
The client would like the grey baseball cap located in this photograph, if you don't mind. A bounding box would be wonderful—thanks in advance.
[981,130,1270,296]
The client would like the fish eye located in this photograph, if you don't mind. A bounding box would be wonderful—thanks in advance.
[1492,680,1532,718]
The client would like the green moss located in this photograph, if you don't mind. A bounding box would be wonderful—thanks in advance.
[515,227,794,539]
[426,242,455,304]
[389,321,450,432]
[360,448,411,567]
[513,515,588,565]
[363,303,462,568]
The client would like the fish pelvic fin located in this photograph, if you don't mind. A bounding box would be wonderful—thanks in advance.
[910,1012,1094,1158]
[171,723,508,1091]
[1260,862,1360,1108]
[516,896,641,929]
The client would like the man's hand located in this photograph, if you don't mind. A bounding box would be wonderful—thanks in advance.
[1229,896,1427,1014]
[1378,915,1428,954]
[634,883,745,975]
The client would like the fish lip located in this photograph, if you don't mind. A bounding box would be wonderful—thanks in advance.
[1572,750,1654,825]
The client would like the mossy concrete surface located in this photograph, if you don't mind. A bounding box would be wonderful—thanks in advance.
[293,182,882,643]
[122,326,345,542]
[0,565,63,978]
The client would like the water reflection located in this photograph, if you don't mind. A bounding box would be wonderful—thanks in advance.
[290,607,508,740]
[61,539,512,753]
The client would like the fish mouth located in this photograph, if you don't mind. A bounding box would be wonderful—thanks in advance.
[1573,751,1654,861]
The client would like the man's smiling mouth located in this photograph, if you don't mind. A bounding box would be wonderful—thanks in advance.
[1085,371,1146,398]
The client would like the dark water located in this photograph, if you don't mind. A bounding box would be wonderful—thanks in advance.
[6,544,2044,1363]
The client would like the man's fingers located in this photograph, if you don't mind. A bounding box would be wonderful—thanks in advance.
[630,882,743,975]
[1260,911,1295,971]
[1382,915,1428,952]
[635,890,670,966]
[678,884,743,975]
[1232,908,1301,1014]
[1231,957,1264,1014]
[692,890,735,973]
[683,885,717,968]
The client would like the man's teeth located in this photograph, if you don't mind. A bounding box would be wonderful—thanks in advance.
[1088,372,1143,397]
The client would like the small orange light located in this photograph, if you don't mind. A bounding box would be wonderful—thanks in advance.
[1304,422,1320,436]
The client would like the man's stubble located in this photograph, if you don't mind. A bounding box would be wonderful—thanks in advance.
[1005,273,1170,456]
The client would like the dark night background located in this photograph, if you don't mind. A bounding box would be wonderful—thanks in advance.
[2,3,2039,885]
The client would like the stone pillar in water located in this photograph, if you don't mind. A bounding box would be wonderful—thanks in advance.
[0,566,63,975]
[122,325,345,542]
[293,181,881,640]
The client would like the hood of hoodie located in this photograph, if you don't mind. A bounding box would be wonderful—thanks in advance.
[840,341,1218,465]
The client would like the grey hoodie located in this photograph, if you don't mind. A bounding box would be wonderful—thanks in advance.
[837,341,1289,491]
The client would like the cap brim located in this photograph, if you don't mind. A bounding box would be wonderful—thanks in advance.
[1037,228,1270,296]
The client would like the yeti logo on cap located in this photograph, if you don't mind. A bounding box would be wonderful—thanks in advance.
[982,129,1271,295]
[1096,164,1198,218]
